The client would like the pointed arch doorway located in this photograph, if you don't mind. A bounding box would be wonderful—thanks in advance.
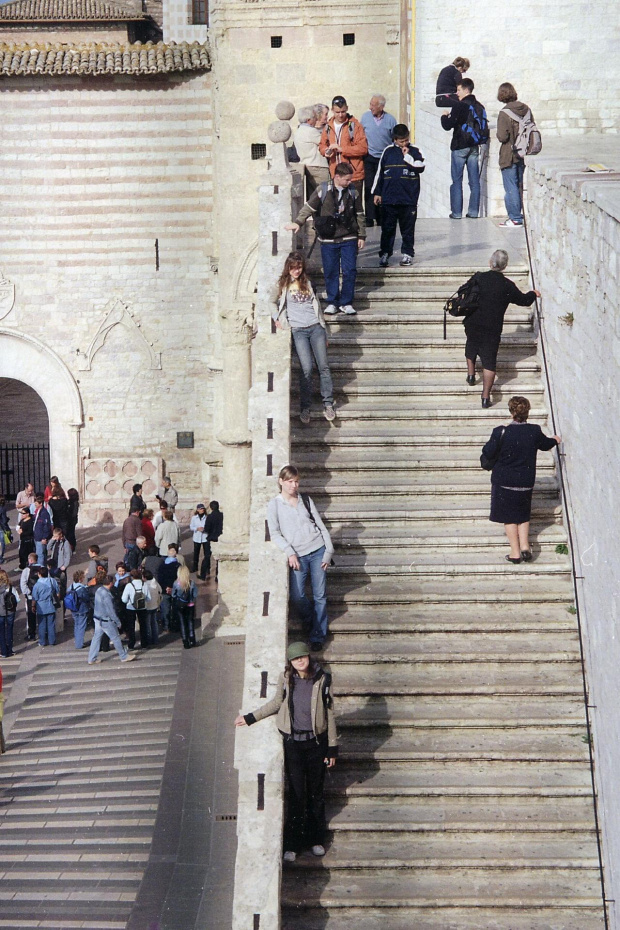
[0,330,83,499]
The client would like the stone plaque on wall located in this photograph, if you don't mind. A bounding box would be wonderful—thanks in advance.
[83,457,162,505]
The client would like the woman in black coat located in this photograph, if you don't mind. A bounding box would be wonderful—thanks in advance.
[464,249,540,408]
[482,396,561,563]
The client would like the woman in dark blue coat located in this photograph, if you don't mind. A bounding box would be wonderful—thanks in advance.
[482,396,561,563]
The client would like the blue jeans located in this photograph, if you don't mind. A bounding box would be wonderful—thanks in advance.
[289,546,328,645]
[320,239,358,307]
[37,612,56,646]
[0,531,5,563]
[292,324,334,410]
[501,162,525,221]
[146,609,159,646]
[0,612,15,656]
[450,146,480,217]
[160,594,172,631]
[35,540,47,565]
[73,607,89,649]
[89,618,128,662]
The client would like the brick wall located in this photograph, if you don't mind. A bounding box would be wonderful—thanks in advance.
[0,71,217,517]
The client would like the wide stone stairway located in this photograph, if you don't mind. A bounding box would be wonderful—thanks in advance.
[282,258,606,928]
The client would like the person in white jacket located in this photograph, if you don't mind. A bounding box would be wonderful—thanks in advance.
[154,511,180,556]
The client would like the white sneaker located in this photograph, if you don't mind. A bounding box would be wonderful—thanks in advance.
[323,404,336,422]
[283,850,297,862]
[499,218,523,227]
[311,845,326,857]
[324,304,339,315]
[340,305,357,315]
[399,254,413,266]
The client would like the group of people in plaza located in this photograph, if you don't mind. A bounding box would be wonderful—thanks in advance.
[0,475,223,660]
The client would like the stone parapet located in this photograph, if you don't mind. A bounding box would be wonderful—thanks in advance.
[526,135,620,930]
[231,127,300,929]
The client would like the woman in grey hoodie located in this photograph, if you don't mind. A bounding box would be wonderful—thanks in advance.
[267,465,334,651]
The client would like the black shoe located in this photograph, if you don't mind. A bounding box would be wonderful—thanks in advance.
[505,555,522,564]
[521,550,533,562]
[366,219,375,227]
[466,375,476,386]
[310,641,323,652]
[481,397,492,409]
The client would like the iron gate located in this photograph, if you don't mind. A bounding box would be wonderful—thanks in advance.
[0,443,50,501]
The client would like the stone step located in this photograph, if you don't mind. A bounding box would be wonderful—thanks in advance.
[292,423,549,444]
[299,403,550,422]
[280,905,606,930]
[316,502,563,524]
[326,759,593,791]
[333,693,587,722]
[327,575,574,604]
[334,727,589,762]
[325,794,595,830]
[325,316,532,336]
[328,554,570,577]
[293,380,545,399]
[321,357,541,373]
[326,521,566,546]
[281,864,601,906]
[320,601,576,632]
[325,662,583,696]
[324,630,578,658]
[296,451,555,472]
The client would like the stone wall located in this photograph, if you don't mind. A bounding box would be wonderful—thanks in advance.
[0,71,217,519]
[526,136,620,930]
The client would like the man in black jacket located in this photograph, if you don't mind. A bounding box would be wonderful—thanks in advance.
[441,78,488,219]
[372,124,425,267]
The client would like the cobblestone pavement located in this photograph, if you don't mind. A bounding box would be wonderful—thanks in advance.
[0,517,242,930]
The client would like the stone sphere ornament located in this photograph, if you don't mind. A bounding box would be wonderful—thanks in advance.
[275,100,295,121]
[268,120,292,143]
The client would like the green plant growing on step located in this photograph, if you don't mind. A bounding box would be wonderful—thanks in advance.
[559,311,574,327]
[582,734,593,746]
[567,606,577,615]
[555,543,569,555]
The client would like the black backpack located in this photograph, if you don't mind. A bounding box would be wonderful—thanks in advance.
[26,565,40,594]
[4,587,17,613]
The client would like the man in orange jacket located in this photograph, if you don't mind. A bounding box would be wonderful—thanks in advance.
[319,95,368,195]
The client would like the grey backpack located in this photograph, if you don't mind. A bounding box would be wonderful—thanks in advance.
[505,108,542,158]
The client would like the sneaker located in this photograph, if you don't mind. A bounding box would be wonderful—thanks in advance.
[449,213,462,219]
[323,404,336,422]
[324,304,339,315]
[120,653,137,663]
[499,218,523,227]
[312,845,326,857]
[300,408,311,425]
[88,657,103,665]
[283,851,297,863]
[379,253,389,267]
[399,255,413,266]
[340,305,356,315]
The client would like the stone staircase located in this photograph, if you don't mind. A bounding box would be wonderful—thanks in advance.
[0,644,183,929]
[282,264,606,929]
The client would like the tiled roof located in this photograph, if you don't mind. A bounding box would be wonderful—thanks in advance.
[0,0,143,21]
[0,40,211,75]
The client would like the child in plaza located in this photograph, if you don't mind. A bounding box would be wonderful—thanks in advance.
[372,124,425,267]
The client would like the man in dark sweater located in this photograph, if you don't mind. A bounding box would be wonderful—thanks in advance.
[372,124,425,267]
[440,78,488,219]
[463,249,540,408]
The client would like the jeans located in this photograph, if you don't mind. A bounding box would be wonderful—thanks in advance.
[380,201,419,257]
[0,612,15,656]
[450,146,480,217]
[289,545,328,645]
[0,532,5,563]
[501,162,525,221]
[160,593,172,631]
[146,609,159,646]
[73,606,89,649]
[26,596,37,639]
[283,733,328,852]
[320,238,358,307]
[35,540,48,565]
[37,612,56,646]
[89,618,129,662]
[292,324,334,411]
[193,541,211,579]
[176,604,196,646]
[363,155,381,224]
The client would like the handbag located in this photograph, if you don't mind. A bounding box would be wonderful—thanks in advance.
[480,427,506,471]
[313,214,338,238]
[443,273,481,339]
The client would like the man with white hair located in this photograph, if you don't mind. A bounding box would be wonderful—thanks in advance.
[360,94,397,226]
[294,105,329,196]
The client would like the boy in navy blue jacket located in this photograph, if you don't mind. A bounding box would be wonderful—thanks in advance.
[372,124,425,266]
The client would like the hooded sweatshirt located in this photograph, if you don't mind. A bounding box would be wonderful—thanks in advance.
[496,101,533,168]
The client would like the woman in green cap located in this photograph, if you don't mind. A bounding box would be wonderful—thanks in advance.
[235,641,338,862]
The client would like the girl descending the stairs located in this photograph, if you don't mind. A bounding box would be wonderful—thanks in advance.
[273,251,337,424]
[235,641,338,862]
